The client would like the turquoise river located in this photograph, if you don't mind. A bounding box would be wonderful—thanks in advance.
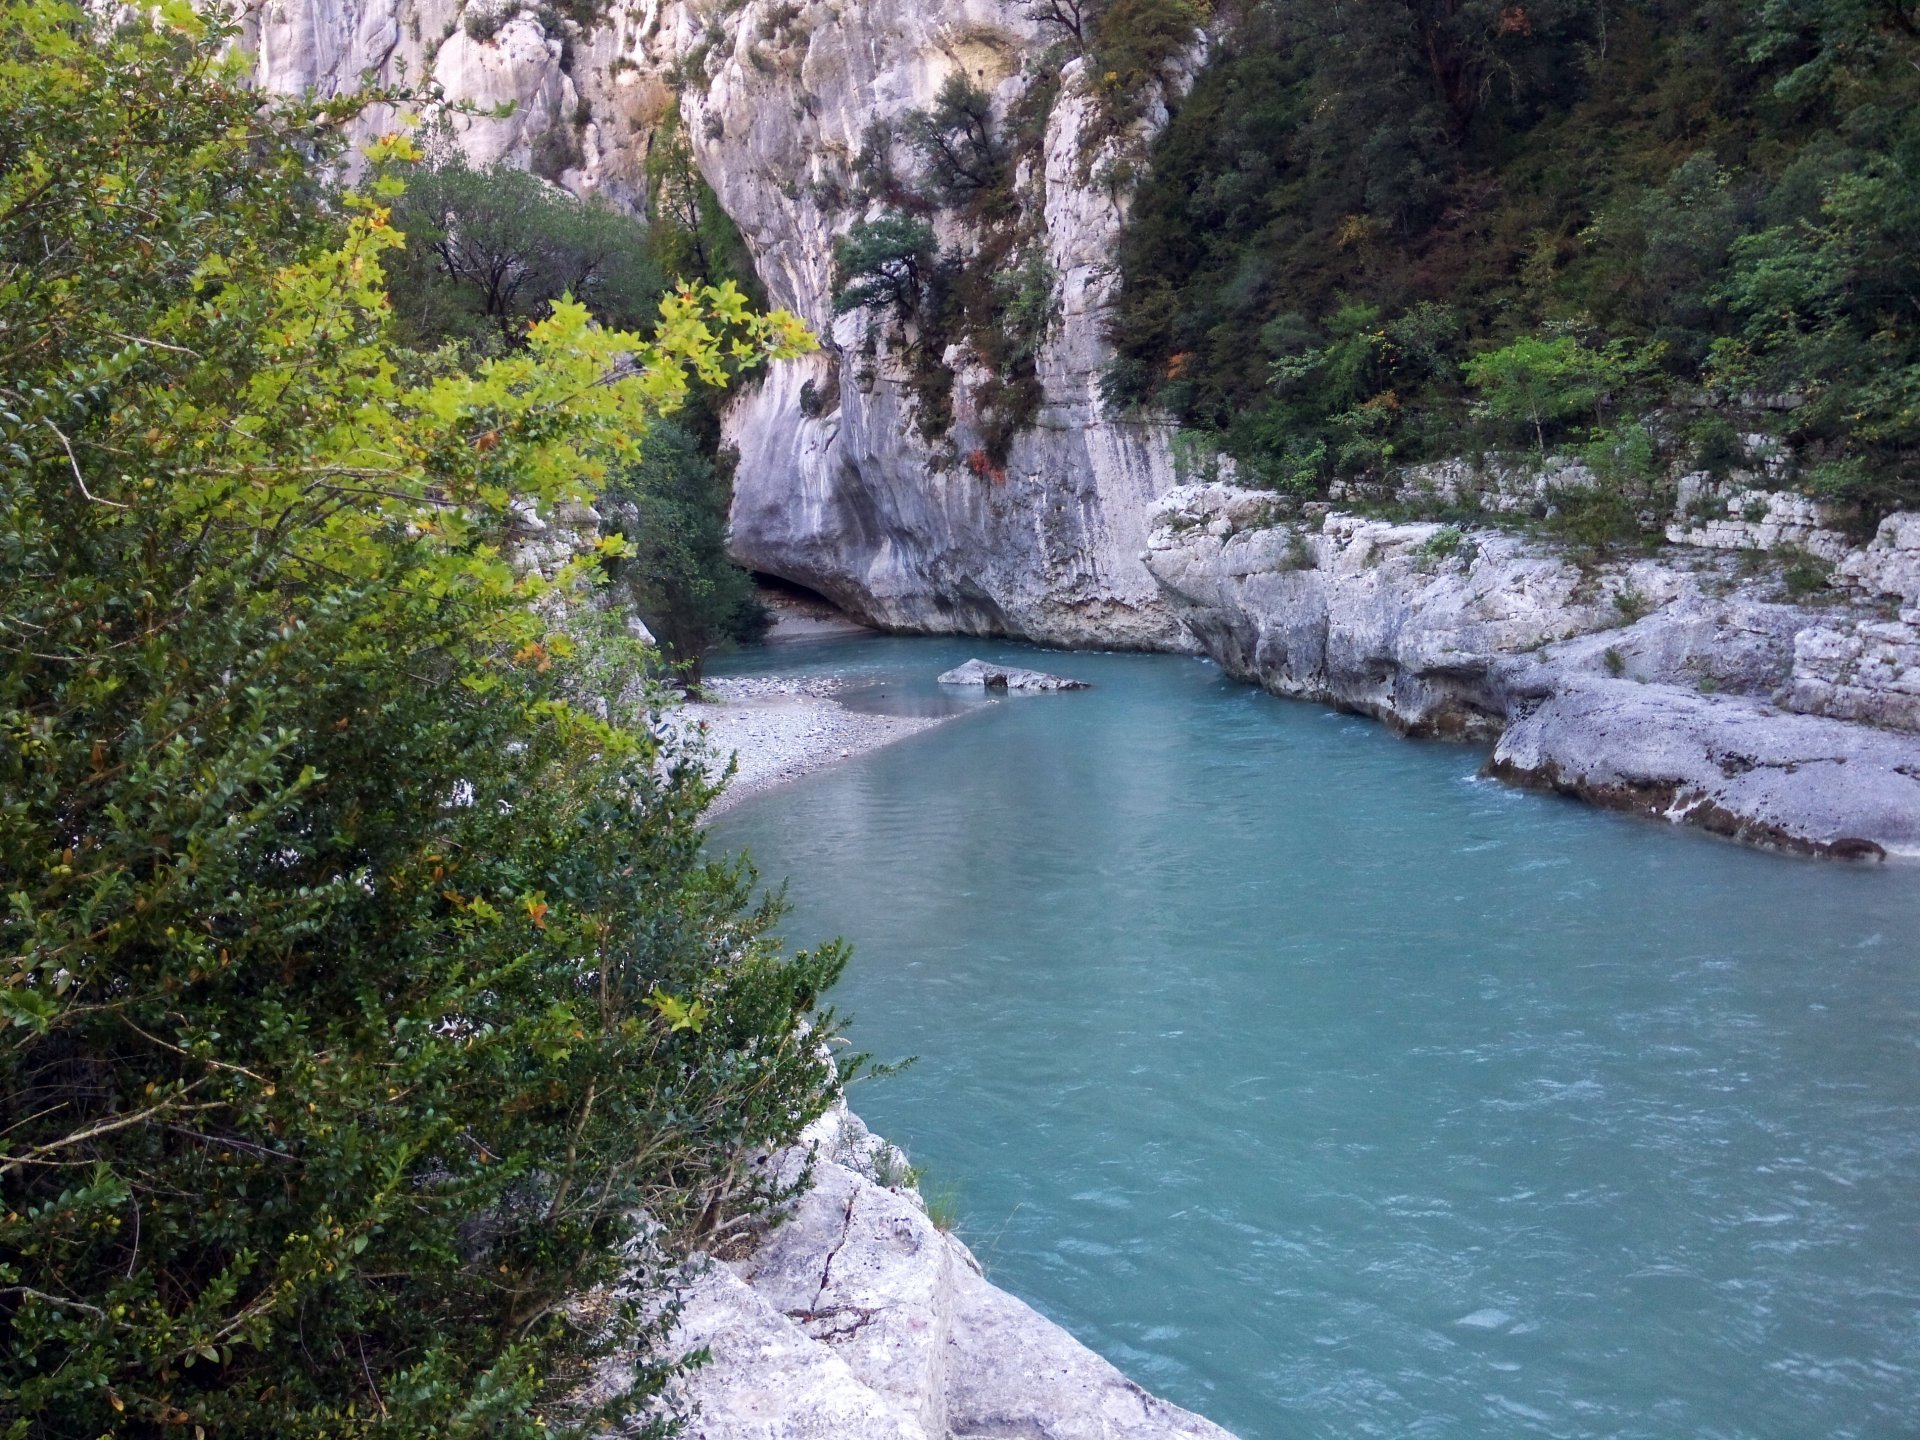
[706,632,1920,1440]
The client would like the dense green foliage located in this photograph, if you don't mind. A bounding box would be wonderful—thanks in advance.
[0,5,830,1435]
[600,421,770,657]
[832,213,938,320]
[386,150,669,350]
[643,105,768,311]
[1108,0,1920,515]
[384,139,771,660]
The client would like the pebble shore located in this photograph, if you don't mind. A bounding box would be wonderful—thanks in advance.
[680,674,954,818]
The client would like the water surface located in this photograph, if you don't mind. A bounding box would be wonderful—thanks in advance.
[707,634,1920,1440]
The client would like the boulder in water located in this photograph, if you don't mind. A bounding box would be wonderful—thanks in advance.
[937,659,1090,691]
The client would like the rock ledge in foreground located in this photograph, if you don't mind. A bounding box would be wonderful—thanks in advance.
[589,1103,1234,1440]
[938,659,1090,691]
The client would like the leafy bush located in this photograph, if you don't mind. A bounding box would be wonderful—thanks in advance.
[462,0,513,43]
[644,103,767,303]
[0,7,828,1436]
[387,149,668,349]
[1086,0,1207,138]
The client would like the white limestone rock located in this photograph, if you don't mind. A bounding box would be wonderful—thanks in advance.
[653,1260,931,1440]
[703,1151,1233,1440]
[1147,484,1920,856]
[1666,481,1856,563]
[732,1160,956,1437]
[1490,680,1920,861]
[937,659,1091,690]
[706,12,1205,649]
[1837,512,1920,608]
[1788,614,1920,732]
[944,1260,1235,1440]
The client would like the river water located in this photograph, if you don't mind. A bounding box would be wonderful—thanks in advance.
[705,633,1920,1440]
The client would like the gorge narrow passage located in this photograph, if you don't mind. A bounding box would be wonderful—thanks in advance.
[709,632,1920,1440]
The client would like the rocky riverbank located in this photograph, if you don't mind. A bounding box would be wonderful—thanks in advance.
[1144,484,1920,861]
[597,1104,1234,1440]
[679,673,954,819]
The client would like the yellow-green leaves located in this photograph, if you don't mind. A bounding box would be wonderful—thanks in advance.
[645,989,710,1034]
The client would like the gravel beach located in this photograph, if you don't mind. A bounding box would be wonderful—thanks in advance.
[681,674,955,817]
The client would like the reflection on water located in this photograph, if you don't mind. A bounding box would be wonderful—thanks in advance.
[708,634,1920,1440]
[834,678,992,719]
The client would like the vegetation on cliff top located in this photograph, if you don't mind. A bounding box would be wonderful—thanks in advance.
[1107,0,1920,520]
[0,4,835,1435]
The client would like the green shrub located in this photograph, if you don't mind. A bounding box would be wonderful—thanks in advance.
[644,103,767,302]
[1464,335,1664,454]
[0,8,827,1435]
[462,0,513,43]
[387,149,668,349]
[1086,0,1206,138]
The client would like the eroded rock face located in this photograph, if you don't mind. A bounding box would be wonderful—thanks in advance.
[700,23,1201,649]
[1489,682,1920,861]
[643,1104,1236,1440]
[1788,615,1920,733]
[1145,485,1920,857]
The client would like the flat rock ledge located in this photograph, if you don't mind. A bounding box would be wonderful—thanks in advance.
[1490,681,1920,861]
[590,1104,1233,1440]
[937,659,1091,691]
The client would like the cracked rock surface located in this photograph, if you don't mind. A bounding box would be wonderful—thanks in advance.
[635,1104,1235,1440]
[1490,681,1920,860]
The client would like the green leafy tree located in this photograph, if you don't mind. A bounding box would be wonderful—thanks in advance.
[1464,333,1664,451]
[386,149,669,350]
[831,211,939,319]
[644,103,766,300]
[601,423,770,659]
[903,75,1007,207]
[0,5,828,1437]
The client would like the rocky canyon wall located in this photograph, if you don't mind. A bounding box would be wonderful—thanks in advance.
[243,0,1196,648]
[240,0,1920,859]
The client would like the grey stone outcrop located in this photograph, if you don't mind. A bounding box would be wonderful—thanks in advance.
[602,1104,1234,1439]
[1490,681,1920,860]
[937,659,1090,691]
[1145,485,1920,860]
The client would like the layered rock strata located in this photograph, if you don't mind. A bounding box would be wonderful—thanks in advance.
[1145,485,1920,859]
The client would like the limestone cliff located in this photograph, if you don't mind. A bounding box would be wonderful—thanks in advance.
[1145,483,1920,860]
[244,0,1196,648]
[239,0,1920,859]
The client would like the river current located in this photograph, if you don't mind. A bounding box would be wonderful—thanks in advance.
[705,633,1920,1440]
